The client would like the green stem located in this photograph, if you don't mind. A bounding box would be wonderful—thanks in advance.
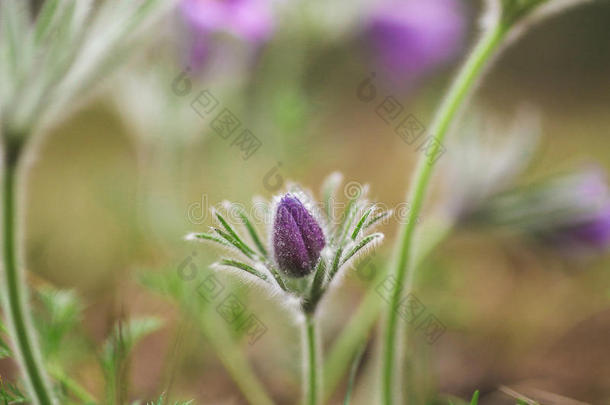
[342,341,365,405]
[1,140,56,405]
[323,218,452,402]
[304,314,320,405]
[380,22,509,405]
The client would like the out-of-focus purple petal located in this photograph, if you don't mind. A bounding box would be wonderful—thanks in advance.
[562,205,610,249]
[179,0,274,71]
[180,0,273,43]
[366,0,465,86]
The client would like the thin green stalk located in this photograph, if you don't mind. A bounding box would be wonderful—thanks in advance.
[1,139,56,405]
[380,22,509,405]
[303,314,320,405]
[342,341,365,405]
[323,218,452,402]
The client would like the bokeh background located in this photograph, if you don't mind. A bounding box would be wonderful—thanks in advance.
[3,0,610,403]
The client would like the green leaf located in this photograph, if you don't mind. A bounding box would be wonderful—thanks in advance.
[138,391,194,405]
[0,320,13,359]
[470,390,480,405]
[212,227,255,260]
[350,207,373,241]
[102,317,163,371]
[0,379,27,403]
[214,211,257,258]
[264,262,288,291]
[48,364,97,404]
[340,233,383,267]
[363,210,392,230]
[329,245,344,281]
[33,0,61,43]
[217,259,269,282]
[102,317,163,403]
[35,287,82,359]
[305,259,327,313]
[0,0,27,77]
[189,232,232,248]
[236,207,268,258]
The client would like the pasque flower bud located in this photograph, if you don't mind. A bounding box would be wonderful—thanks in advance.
[272,195,326,278]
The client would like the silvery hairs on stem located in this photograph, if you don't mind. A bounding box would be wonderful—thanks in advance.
[186,173,387,315]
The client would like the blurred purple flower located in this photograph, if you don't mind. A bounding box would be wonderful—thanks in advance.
[366,0,465,86]
[272,195,326,278]
[556,205,610,250]
[465,166,610,254]
[542,169,610,252]
[180,0,274,70]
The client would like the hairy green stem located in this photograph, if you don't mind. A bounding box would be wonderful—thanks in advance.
[380,21,509,405]
[323,218,452,402]
[304,314,320,405]
[1,139,56,405]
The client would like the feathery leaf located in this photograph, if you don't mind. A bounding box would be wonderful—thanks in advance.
[341,233,383,267]
[351,207,374,241]
[237,207,268,258]
[214,211,257,257]
[217,259,269,283]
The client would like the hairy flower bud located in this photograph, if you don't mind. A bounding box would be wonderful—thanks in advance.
[272,195,325,277]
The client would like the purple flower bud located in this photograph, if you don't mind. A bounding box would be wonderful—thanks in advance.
[366,0,465,88]
[272,195,326,278]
